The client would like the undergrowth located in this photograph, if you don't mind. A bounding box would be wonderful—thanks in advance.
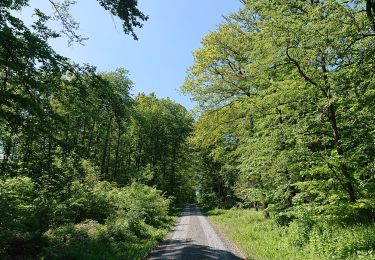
[0,171,176,259]
[207,209,375,260]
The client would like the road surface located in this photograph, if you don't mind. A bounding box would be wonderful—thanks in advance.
[149,204,244,260]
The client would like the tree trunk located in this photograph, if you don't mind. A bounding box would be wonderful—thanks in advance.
[321,63,356,202]
[366,0,375,31]
[86,120,96,157]
[114,122,122,179]
[263,202,270,219]
[101,115,113,179]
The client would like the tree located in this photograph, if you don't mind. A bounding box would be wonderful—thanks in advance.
[2,0,147,44]
[129,93,195,204]
[1,1,197,258]
[183,0,375,220]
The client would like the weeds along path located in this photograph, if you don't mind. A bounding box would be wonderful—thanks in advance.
[149,204,243,260]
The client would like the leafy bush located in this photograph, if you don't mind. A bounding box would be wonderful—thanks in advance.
[43,220,107,259]
[111,183,171,227]
[287,214,316,248]
[42,180,172,259]
[0,167,173,259]
[0,176,38,255]
[274,212,295,227]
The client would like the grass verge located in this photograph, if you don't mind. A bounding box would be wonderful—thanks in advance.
[207,209,375,260]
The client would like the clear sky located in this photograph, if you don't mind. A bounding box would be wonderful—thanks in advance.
[21,1,243,109]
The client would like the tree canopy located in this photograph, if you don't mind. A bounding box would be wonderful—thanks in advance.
[1,0,375,258]
[0,1,193,258]
[183,0,375,222]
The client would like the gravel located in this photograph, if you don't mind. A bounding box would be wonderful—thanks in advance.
[149,204,244,260]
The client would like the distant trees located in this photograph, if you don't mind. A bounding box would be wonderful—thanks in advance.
[183,0,375,222]
[129,94,195,203]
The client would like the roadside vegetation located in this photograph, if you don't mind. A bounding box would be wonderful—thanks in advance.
[1,1,191,258]
[1,174,175,259]
[185,0,375,259]
[208,209,375,259]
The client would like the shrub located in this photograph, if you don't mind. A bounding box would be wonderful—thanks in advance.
[1,166,173,259]
[0,176,38,255]
[307,222,375,259]
[111,182,171,228]
[43,220,108,259]
[42,181,172,259]
[287,215,316,248]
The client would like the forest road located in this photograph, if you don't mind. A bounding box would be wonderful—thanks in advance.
[148,204,244,260]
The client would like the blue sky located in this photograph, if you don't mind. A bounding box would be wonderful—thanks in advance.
[22,1,243,109]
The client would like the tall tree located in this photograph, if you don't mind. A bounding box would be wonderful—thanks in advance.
[183,0,375,220]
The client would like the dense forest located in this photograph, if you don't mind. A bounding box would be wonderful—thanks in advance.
[1,0,375,259]
[185,0,375,219]
[0,1,193,258]
[182,0,375,258]
[186,0,375,215]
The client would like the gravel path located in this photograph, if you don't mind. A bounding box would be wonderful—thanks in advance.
[149,204,244,260]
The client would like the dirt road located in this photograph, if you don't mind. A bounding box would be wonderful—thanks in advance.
[149,204,244,260]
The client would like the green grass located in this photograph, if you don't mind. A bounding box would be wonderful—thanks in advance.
[207,209,375,260]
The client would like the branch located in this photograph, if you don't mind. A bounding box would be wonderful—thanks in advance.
[285,47,319,87]
[48,0,87,45]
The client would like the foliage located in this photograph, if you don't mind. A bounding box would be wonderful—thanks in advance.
[0,176,37,256]
[129,93,195,203]
[97,0,148,40]
[4,0,147,43]
[0,168,174,258]
[0,1,192,258]
[191,108,241,209]
[183,0,375,222]
[208,208,375,260]
[42,180,173,259]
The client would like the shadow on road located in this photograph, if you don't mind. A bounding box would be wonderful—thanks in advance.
[180,204,202,216]
[149,204,246,260]
[149,239,244,260]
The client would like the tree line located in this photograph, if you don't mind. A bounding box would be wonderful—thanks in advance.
[0,1,194,258]
[183,0,375,223]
